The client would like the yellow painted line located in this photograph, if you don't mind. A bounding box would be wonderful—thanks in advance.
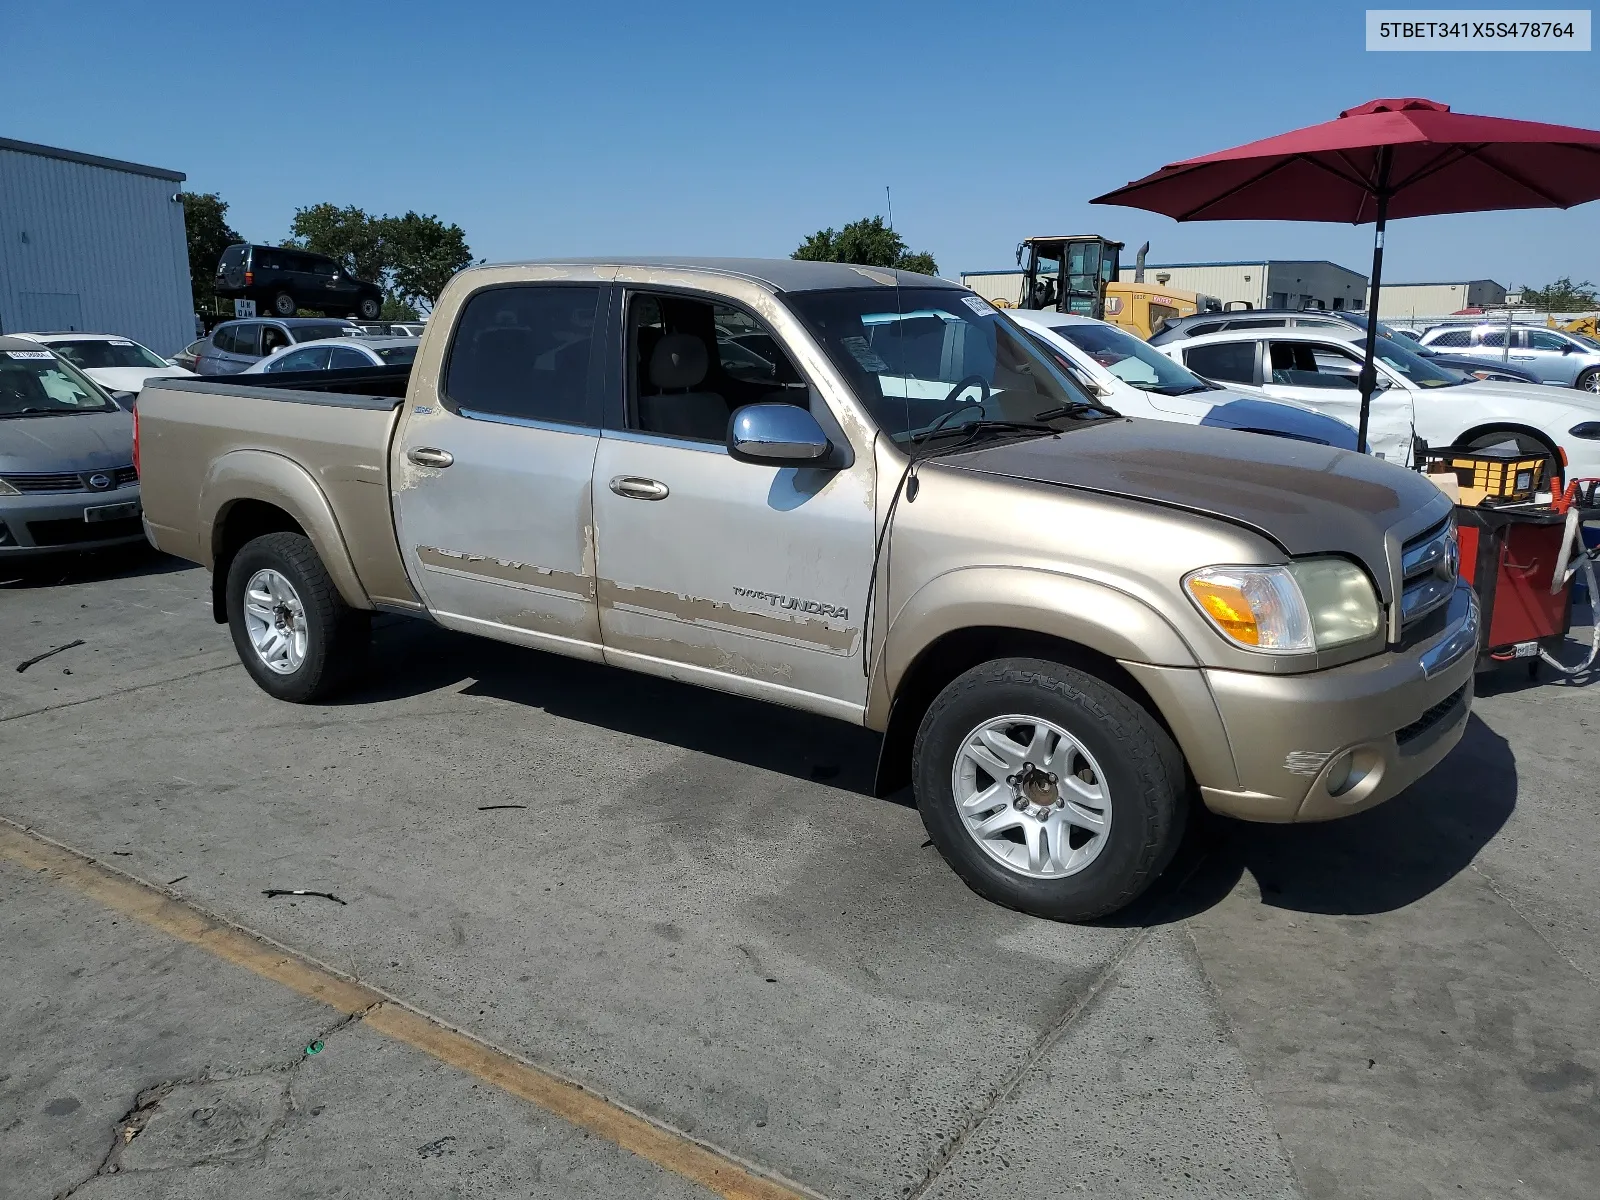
[0,821,819,1200]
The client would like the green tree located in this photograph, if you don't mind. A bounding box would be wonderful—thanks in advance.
[180,192,242,312]
[383,211,475,309]
[285,204,476,312]
[1519,277,1598,311]
[792,216,938,275]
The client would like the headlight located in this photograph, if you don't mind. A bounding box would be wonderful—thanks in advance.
[1569,421,1600,440]
[0,477,18,496]
[1184,558,1380,653]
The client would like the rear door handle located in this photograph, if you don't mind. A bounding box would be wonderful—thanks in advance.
[408,447,454,468]
[609,475,669,501]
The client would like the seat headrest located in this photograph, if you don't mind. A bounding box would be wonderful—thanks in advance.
[650,334,708,389]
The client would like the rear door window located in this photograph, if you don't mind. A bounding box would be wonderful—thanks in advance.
[265,346,330,372]
[1184,341,1257,384]
[330,346,372,368]
[1427,329,1470,348]
[443,284,601,427]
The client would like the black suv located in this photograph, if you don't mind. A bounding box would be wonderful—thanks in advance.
[214,244,384,320]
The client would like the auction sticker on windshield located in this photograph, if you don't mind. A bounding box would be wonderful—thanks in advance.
[110,340,134,347]
[962,296,998,317]
[6,351,53,360]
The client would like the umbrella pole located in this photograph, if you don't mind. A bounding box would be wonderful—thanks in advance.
[1357,148,1392,458]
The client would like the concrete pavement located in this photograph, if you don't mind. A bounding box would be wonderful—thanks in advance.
[1,550,1595,1198]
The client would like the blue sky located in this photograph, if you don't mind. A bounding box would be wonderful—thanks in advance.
[4,0,1595,289]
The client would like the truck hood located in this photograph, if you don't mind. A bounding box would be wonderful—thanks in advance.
[943,418,1449,593]
[0,410,135,475]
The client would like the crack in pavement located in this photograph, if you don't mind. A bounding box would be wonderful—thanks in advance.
[1,656,239,725]
[1469,859,1596,986]
[52,1005,378,1198]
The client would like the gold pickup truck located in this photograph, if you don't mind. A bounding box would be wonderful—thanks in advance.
[135,258,1479,921]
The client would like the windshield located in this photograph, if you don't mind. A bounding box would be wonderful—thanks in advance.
[785,288,1100,442]
[1373,336,1464,388]
[374,344,418,365]
[47,338,168,370]
[291,323,355,343]
[0,349,118,416]
[1049,321,1213,394]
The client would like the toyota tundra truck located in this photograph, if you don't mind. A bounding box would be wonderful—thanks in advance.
[134,258,1479,921]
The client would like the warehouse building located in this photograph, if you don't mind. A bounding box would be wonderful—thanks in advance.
[1372,280,1506,320]
[1113,260,1369,311]
[0,136,192,355]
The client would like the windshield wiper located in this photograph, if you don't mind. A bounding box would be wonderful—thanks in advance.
[0,407,76,418]
[1150,383,1214,397]
[910,419,1060,455]
[1034,401,1120,420]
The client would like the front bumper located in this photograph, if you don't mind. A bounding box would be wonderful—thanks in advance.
[1197,584,1479,823]
[0,486,146,557]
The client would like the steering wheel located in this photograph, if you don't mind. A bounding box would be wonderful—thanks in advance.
[913,376,993,443]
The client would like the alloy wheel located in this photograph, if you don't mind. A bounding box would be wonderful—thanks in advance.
[951,714,1112,878]
[242,568,309,674]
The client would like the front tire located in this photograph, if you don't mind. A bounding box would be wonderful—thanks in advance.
[1577,367,1600,394]
[913,658,1186,921]
[226,532,369,702]
[357,296,382,320]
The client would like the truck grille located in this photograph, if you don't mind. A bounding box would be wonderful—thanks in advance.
[0,466,138,494]
[1397,518,1458,639]
[1395,683,1469,748]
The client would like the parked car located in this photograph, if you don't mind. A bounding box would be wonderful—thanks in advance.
[0,337,145,558]
[214,243,384,320]
[1149,308,1543,385]
[244,336,421,374]
[171,339,207,372]
[1418,323,1600,391]
[136,257,1477,922]
[196,318,360,375]
[1157,326,1600,471]
[348,321,427,337]
[10,332,193,400]
[1009,310,1358,448]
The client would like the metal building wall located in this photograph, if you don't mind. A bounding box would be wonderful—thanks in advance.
[1116,264,1265,307]
[959,271,1029,305]
[1263,262,1368,311]
[0,142,192,355]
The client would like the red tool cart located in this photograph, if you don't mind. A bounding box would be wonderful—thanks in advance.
[1451,487,1600,675]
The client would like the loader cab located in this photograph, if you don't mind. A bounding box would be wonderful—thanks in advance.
[1016,236,1123,321]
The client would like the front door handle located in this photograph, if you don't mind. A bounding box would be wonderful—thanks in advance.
[609,475,669,501]
[408,447,454,468]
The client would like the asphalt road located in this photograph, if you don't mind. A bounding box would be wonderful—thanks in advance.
[2,548,1596,1199]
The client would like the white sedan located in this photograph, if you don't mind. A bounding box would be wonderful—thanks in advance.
[243,335,420,374]
[1008,310,1359,448]
[11,331,194,396]
[1157,326,1600,476]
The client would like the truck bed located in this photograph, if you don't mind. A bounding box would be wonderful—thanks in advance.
[136,369,415,609]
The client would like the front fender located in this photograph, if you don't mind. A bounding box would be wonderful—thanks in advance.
[869,565,1200,728]
[200,449,371,610]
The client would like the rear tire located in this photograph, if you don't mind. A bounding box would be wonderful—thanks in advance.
[912,657,1187,922]
[271,291,297,317]
[225,532,369,702]
[357,296,382,320]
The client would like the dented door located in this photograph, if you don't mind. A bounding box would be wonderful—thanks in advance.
[391,282,607,655]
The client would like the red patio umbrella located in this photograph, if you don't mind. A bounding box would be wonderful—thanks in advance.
[1091,98,1600,454]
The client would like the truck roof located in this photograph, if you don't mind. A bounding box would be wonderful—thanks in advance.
[470,257,961,294]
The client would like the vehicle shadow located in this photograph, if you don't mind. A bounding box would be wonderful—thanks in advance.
[344,618,885,794]
[0,544,195,590]
[1110,712,1516,926]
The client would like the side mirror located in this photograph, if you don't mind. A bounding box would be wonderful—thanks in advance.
[728,403,830,463]
[1562,342,1577,354]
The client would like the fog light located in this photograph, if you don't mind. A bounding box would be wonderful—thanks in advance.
[1325,747,1380,799]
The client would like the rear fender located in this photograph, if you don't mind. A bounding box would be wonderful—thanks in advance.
[201,449,371,611]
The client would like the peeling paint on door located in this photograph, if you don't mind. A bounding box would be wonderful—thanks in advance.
[597,579,857,654]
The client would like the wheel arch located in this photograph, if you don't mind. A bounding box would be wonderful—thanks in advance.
[868,568,1202,798]
[1450,421,1562,459]
[203,450,371,622]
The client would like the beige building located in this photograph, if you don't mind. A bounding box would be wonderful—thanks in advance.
[1372,280,1506,320]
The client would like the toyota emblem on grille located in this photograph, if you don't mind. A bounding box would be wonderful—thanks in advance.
[88,473,112,490]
